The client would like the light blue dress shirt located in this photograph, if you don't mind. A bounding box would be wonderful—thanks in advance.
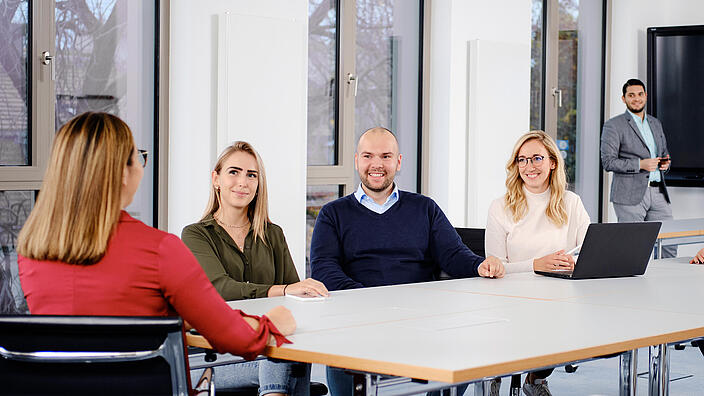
[354,183,399,214]
[628,110,660,182]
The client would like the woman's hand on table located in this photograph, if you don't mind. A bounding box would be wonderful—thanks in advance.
[478,256,505,278]
[533,250,575,271]
[690,248,704,264]
[282,278,329,298]
[265,305,296,336]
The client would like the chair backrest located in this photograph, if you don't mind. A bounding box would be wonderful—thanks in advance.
[455,227,486,258]
[0,315,189,395]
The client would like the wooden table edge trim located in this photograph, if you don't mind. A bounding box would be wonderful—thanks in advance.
[186,332,213,349]
[451,327,704,383]
[265,346,455,382]
[187,327,704,383]
[658,230,704,239]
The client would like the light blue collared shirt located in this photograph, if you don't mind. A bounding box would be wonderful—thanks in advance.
[354,183,399,214]
[628,110,660,182]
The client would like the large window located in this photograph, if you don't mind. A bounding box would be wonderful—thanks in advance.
[306,0,423,273]
[531,0,603,221]
[0,0,161,313]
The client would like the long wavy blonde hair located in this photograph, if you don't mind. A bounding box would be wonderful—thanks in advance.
[504,130,568,226]
[202,141,270,243]
[18,112,135,264]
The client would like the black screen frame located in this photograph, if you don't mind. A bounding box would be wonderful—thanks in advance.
[647,24,704,187]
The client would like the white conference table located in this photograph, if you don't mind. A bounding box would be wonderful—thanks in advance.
[188,257,704,395]
[655,219,704,258]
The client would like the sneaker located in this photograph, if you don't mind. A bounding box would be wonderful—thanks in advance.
[522,378,552,396]
[489,377,501,396]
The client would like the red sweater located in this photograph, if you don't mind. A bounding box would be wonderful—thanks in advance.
[18,211,289,360]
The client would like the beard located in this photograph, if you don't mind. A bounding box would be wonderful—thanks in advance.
[360,172,394,193]
[626,102,645,114]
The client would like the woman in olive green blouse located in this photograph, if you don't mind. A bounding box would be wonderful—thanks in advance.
[182,141,328,395]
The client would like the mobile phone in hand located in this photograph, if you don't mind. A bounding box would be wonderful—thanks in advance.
[658,156,670,166]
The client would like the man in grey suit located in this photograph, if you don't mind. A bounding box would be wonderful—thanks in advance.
[601,78,676,257]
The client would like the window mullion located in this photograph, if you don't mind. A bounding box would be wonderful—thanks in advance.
[338,0,356,185]
[543,0,559,140]
[32,0,55,177]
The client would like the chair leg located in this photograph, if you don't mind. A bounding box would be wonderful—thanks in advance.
[194,367,214,396]
[509,374,521,396]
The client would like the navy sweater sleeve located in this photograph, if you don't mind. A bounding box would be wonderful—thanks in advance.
[310,203,364,291]
[428,202,483,277]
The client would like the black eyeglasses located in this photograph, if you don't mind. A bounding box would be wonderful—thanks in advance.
[516,155,545,168]
[137,149,148,168]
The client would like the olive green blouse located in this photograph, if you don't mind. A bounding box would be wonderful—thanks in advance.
[181,215,300,301]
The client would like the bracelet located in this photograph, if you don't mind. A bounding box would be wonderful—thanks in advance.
[282,284,288,296]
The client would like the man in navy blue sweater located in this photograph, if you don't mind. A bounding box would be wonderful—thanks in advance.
[310,127,504,396]
[311,127,504,291]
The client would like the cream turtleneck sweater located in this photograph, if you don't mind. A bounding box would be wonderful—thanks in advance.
[485,187,590,273]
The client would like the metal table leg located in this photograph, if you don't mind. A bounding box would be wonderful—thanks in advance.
[649,344,670,396]
[474,380,491,396]
[619,349,637,396]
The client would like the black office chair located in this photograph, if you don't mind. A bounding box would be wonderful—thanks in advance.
[435,228,487,281]
[454,227,486,257]
[0,315,209,396]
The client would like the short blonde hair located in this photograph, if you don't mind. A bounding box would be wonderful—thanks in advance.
[17,112,135,264]
[504,130,568,226]
[202,141,271,243]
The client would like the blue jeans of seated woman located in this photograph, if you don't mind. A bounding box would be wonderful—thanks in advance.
[191,358,311,395]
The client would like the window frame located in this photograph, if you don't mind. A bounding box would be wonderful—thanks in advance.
[0,0,169,230]
[0,1,54,191]
[306,0,427,196]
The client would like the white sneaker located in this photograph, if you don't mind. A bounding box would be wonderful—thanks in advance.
[522,378,552,396]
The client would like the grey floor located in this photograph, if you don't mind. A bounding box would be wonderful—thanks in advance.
[311,345,704,395]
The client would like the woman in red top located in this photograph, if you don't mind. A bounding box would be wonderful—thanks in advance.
[17,112,295,388]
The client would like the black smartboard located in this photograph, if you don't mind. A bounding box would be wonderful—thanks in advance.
[647,25,704,187]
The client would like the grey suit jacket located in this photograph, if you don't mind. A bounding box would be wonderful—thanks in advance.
[600,111,670,205]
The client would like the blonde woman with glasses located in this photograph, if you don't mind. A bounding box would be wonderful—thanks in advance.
[182,141,328,395]
[485,130,590,396]
[17,112,295,394]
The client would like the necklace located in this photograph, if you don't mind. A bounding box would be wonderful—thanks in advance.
[215,215,250,229]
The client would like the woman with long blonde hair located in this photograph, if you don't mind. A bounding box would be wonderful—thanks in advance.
[484,130,590,395]
[182,141,327,395]
[17,112,296,393]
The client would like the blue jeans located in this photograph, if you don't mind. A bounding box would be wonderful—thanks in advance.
[326,366,467,396]
[192,359,311,395]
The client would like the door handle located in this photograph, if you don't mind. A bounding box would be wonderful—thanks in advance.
[551,87,562,108]
[41,51,55,81]
[346,73,358,96]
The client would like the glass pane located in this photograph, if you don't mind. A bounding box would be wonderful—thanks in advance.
[55,0,155,225]
[0,190,33,314]
[0,0,29,166]
[307,0,337,166]
[355,0,420,191]
[306,185,343,277]
[557,0,578,186]
[530,0,544,131]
